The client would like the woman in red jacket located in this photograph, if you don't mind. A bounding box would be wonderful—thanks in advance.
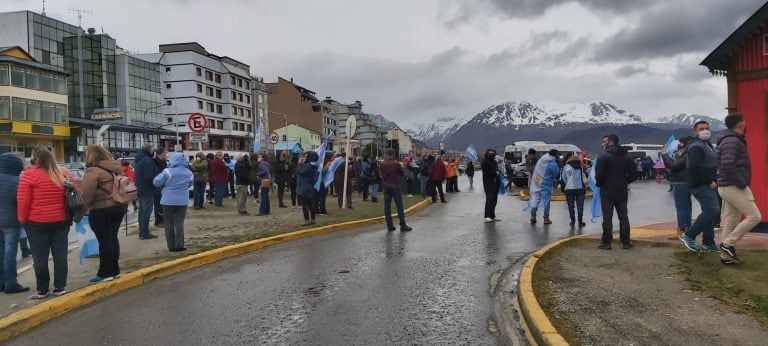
[17,147,75,299]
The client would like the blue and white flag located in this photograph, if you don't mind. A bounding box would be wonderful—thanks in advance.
[324,156,345,187]
[75,216,99,264]
[663,135,678,158]
[314,137,329,191]
[587,166,602,223]
[253,124,263,151]
[464,144,478,162]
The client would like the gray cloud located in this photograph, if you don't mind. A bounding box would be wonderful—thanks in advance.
[614,64,648,78]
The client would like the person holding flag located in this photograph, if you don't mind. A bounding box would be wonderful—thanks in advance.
[525,149,559,225]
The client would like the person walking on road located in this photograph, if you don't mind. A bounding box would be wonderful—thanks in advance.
[17,147,75,299]
[661,137,694,240]
[0,153,30,294]
[190,152,208,210]
[135,144,158,240]
[210,152,229,207]
[153,148,167,227]
[153,152,193,252]
[679,121,720,252]
[466,160,475,189]
[716,113,761,264]
[595,135,638,250]
[81,145,129,283]
[561,154,587,227]
[380,149,412,232]
[234,154,251,216]
[528,149,559,225]
[297,151,319,226]
[428,155,447,203]
[481,149,500,223]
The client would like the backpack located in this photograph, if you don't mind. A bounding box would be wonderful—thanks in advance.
[96,166,138,204]
[63,179,85,222]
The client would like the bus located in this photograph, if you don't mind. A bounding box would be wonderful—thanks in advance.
[503,141,581,187]
[620,143,663,160]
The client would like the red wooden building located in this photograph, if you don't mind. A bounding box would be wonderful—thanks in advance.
[701,2,768,221]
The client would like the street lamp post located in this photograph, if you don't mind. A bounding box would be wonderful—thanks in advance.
[269,111,289,141]
[142,103,165,146]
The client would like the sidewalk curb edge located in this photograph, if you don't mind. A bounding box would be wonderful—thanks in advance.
[0,198,432,341]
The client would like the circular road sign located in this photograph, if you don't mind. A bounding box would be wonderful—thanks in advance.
[345,115,357,138]
[187,112,208,133]
[269,131,280,144]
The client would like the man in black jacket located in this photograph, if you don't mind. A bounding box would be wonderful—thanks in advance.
[481,149,500,223]
[661,136,694,240]
[135,144,158,239]
[595,134,637,250]
[716,113,761,264]
[153,147,167,227]
[680,121,720,252]
[234,154,251,215]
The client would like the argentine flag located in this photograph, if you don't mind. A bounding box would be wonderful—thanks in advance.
[587,166,602,223]
[314,137,329,191]
[663,135,678,159]
[75,215,99,264]
[324,156,345,188]
[464,144,478,162]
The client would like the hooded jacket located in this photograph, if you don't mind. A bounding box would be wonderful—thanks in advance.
[481,155,499,194]
[716,129,750,189]
[466,161,475,177]
[561,157,587,192]
[134,149,158,196]
[210,157,229,183]
[430,158,447,181]
[81,159,125,211]
[190,152,209,183]
[0,153,24,228]
[595,145,637,191]
[153,152,193,206]
[235,157,251,186]
[686,138,717,189]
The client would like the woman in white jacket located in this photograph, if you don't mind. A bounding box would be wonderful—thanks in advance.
[561,154,588,227]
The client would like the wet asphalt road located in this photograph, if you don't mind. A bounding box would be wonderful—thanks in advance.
[9,180,675,345]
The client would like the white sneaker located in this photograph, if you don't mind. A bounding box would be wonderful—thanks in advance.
[484,218,493,223]
[407,194,414,198]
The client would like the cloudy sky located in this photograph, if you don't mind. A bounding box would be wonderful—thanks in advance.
[2,0,764,126]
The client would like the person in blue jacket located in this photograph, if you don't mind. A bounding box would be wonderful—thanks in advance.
[0,153,30,294]
[153,152,193,252]
[296,151,319,226]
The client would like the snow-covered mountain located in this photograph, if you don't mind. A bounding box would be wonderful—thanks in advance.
[466,101,642,128]
[655,114,725,129]
[406,116,466,147]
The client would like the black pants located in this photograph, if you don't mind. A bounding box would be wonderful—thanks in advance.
[427,179,446,203]
[207,181,214,202]
[153,191,164,225]
[228,172,236,197]
[300,195,317,221]
[361,180,370,201]
[251,182,259,200]
[384,188,406,228]
[338,191,353,208]
[484,192,498,219]
[277,181,287,207]
[25,221,69,293]
[289,184,297,206]
[89,205,127,277]
[318,186,328,214]
[600,189,630,244]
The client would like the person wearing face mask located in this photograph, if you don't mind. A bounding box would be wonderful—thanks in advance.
[595,134,638,250]
[661,137,694,240]
[481,148,501,223]
[715,113,761,264]
[679,121,720,252]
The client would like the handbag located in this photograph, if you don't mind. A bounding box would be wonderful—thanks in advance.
[260,178,272,188]
[63,179,85,222]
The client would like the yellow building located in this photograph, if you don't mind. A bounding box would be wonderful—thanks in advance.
[0,46,69,161]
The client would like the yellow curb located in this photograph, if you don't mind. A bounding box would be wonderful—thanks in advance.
[518,234,590,346]
[0,198,432,341]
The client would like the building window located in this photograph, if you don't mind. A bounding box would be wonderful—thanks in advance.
[258,108,264,117]
[166,83,171,89]
[215,89,222,99]
[217,120,223,130]
[196,67,202,76]
[206,86,213,97]
[245,81,250,89]
[0,97,9,120]
[197,84,202,93]
[216,104,223,114]
[165,67,171,73]
[215,74,221,83]
[230,76,236,85]
[167,117,173,123]
[246,95,251,104]
[239,94,243,102]
[231,91,237,100]
[247,124,252,132]
[238,78,243,88]
[197,100,203,109]
[166,100,172,106]
[11,66,24,87]
[0,65,8,86]
[232,106,238,116]
[207,102,214,112]
[246,109,252,118]
[258,94,264,103]
[205,70,213,81]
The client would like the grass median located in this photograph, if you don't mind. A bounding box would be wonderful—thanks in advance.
[675,250,768,327]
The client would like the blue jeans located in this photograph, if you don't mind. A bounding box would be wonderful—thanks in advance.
[0,227,21,287]
[384,189,406,227]
[685,185,720,245]
[260,187,270,215]
[214,182,227,207]
[193,181,206,208]
[672,183,692,231]
[370,183,380,200]
[419,175,428,197]
[138,194,154,238]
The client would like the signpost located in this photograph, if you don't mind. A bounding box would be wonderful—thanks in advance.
[269,131,279,144]
[342,115,357,209]
[188,112,208,151]
[189,132,208,143]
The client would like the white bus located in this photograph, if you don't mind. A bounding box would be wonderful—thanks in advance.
[503,141,581,187]
[620,143,663,159]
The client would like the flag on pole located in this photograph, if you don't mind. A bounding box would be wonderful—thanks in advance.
[75,216,99,264]
[314,137,329,191]
[253,124,264,152]
[588,165,602,223]
[464,144,478,162]
[324,156,345,187]
[663,135,678,158]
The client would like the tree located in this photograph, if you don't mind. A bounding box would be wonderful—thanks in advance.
[385,139,400,157]
[362,143,379,158]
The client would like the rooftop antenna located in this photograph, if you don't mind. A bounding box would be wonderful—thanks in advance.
[68,8,93,28]
[41,0,46,16]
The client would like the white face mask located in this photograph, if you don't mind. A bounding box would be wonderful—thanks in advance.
[698,129,711,141]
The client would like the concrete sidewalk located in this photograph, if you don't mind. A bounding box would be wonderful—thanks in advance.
[586,221,768,250]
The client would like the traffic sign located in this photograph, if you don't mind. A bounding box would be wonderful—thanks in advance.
[345,115,357,138]
[269,131,280,144]
[187,112,208,133]
[189,132,208,143]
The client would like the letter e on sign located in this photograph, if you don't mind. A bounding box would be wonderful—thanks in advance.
[188,112,208,133]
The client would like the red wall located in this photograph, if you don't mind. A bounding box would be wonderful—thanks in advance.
[733,25,768,71]
[735,79,768,220]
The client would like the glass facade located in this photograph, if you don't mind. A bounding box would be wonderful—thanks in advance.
[63,34,117,119]
[0,64,66,93]
[125,55,162,126]
[27,12,81,69]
